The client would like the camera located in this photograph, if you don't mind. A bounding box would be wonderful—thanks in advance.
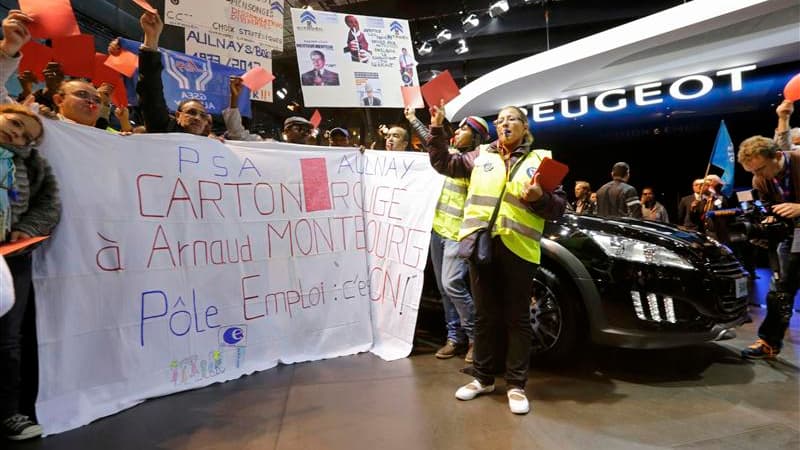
[705,190,796,244]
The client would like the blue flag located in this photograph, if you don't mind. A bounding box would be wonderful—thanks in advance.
[116,38,251,117]
[710,120,735,198]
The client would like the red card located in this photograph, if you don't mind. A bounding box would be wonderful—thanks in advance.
[132,0,158,14]
[0,236,49,256]
[240,66,275,91]
[309,109,322,128]
[420,70,460,107]
[104,50,139,78]
[51,34,96,79]
[18,40,54,78]
[784,73,800,102]
[300,158,332,212]
[401,86,424,109]
[93,53,128,108]
[19,0,80,39]
[532,157,569,192]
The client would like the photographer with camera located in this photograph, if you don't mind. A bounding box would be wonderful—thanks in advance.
[737,134,800,359]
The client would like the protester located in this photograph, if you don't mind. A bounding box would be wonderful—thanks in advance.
[569,180,595,215]
[328,128,350,147]
[136,10,212,136]
[774,99,799,151]
[222,77,263,141]
[640,187,669,222]
[677,179,704,229]
[52,80,103,127]
[384,125,408,151]
[0,9,33,104]
[0,103,61,441]
[407,107,490,363]
[283,116,313,144]
[738,135,800,359]
[427,102,566,414]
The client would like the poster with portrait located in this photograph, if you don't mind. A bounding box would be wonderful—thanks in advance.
[290,8,419,108]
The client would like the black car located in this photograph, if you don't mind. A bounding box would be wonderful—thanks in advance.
[530,213,750,361]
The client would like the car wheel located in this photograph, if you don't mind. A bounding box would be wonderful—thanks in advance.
[530,266,582,362]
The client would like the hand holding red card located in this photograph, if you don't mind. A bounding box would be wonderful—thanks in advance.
[19,0,80,39]
[240,67,275,91]
[132,0,158,14]
[420,70,460,107]
[532,157,569,192]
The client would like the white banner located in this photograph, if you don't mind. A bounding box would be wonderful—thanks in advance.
[290,8,420,108]
[33,121,442,434]
[184,29,274,102]
[165,0,284,52]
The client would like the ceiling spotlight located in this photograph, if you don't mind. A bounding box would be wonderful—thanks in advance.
[276,88,288,99]
[417,41,433,56]
[436,29,452,44]
[462,14,479,32]
[454,39,469,55]
[489,0,509,18]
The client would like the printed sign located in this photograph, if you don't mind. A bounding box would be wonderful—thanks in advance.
[291,8,419,108]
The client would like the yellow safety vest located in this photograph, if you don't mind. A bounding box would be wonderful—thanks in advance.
[432,171,469,241]
[459,147,552,264]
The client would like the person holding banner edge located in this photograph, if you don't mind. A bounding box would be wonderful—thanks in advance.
[426,101,566,414]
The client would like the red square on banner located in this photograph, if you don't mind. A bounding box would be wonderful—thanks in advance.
[420,70,460,107]
[300,158,332,212]
[52,34,96,79]
[18,41,54,79]
[19,0,80,39]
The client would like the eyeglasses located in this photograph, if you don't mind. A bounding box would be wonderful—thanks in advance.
[493,116,523,126]
[180,108,210,119]
[68,90,102,104]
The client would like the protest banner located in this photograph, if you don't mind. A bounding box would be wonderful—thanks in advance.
[33,121,443,434]
[290,8,419,108]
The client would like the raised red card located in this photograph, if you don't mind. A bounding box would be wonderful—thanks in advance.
[420,70,460,107]
[19,0,80,39]
[52,34,96,79]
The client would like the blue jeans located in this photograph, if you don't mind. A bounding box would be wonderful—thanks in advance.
[430,232,474,344]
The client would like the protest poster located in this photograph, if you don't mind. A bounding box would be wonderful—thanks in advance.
[165,0,284,52]
[291,8,420,108]
[33,121,443,434]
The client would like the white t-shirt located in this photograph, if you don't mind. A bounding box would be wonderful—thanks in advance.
[0,256,14,318]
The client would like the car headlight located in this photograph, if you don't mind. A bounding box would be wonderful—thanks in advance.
[589,231,695,270]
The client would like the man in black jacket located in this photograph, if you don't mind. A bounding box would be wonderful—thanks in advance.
[595,162,642,218]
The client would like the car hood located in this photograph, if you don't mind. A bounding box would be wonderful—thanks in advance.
[545,213,733,262]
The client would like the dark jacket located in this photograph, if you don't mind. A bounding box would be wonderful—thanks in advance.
[596,180,642,218]
[136,49,189,134]
[677,194,697,228]
[752,150,800,203]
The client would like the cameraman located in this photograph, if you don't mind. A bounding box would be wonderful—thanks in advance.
[737,135,800,359]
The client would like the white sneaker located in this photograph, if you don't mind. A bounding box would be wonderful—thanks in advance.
[507,388,530,414]
[455,379,495,400]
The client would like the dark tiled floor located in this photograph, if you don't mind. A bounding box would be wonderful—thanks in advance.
[8,270,800,450]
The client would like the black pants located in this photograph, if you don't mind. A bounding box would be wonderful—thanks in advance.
[758,238,800,349]
[0,254,39,420]
[468,236,536,389]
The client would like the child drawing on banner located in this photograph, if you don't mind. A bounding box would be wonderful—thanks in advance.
[170,360,178,385]
[200,359,207,378]
[213,350,224,374]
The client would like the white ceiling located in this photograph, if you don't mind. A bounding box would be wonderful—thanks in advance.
[445,0,800,120]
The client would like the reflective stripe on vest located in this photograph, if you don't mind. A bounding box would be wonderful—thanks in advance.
[459,147,549,264]
[432,175,469,240]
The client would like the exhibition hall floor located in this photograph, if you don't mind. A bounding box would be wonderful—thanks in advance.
[9,274,800,449]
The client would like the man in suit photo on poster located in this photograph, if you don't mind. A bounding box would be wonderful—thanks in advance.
[343,15,371,63]
[362,84,381,106]
[300,50,340,86]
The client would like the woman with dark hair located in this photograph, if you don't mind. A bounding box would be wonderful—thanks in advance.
[426,102,566,415]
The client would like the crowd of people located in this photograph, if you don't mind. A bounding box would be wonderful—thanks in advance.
[0,6,799,441]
